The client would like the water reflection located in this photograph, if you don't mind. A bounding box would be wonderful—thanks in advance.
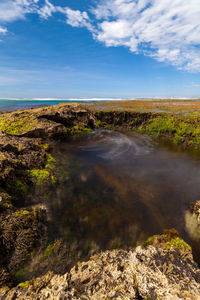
[47,130,200,261]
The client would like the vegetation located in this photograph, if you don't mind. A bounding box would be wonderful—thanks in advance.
[138,113,200,149]
[15,179,29,194]
[28,169,50,185]
[17,281,30,289]
[0,114,37,135]
[165,237,191,251]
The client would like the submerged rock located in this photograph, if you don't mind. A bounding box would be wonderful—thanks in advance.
[1,232,200,299]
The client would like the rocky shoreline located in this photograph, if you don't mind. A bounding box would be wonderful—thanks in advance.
[0,103,200,299]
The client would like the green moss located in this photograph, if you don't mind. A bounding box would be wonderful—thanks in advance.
[28,169,50,185]
[95,120,102,128]
[30,250,36,258]
[144,235,157,246]
[164,237,191,251]
[45,163,54,170]
[43,241,59,259]
[51,175,57,184]
[17,144,25,151]
[0,115,37,135]
[15,179,29,194]
[2,202,13,209]
[45,154,56,170]
[69,124,92,135]
[15,210,30,216]
[40,143,49,150]
[17,281,30,289]
[46,154,55,163]
[139,113,200,149]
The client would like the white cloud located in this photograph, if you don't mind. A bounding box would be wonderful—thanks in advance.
[0,0,39,22]
[38,0,56,19]
[1,0,200,72]
[0,27,7,34]
[91,0,200,72]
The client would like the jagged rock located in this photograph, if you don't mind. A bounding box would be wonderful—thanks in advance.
[1,236,200,299]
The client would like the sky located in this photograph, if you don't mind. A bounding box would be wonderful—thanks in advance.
[0,0,200,99]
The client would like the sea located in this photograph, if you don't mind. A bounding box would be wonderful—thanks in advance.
[0,99,110,112]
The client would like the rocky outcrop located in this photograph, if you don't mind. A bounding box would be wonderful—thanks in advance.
[95,110,154,128]
[0,103,95,202]
[1,231,200,300]
[0,103,96,288]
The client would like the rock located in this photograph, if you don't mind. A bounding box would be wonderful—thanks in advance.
[1,232,200,299]
[190,200,200,223]
[0,205,47,286]
[0,103,96,288]
[185,200,200,242]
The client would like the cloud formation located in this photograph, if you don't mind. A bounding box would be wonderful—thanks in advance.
[91,0,200,72]
[1,0,200,72]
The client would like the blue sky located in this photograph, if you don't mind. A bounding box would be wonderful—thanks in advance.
[0,0,200,99]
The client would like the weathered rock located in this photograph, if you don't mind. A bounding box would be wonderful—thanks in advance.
[185,200,200,242]
[0,103,94,138]
[1,234,200,299]
[0,204,47,286]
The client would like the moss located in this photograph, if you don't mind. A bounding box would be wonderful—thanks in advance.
[40,143,49,150]
[17,144,25,151]
[28,169,50,185]
[17,280,30,289]
[45,154,56,170]
[46,154,55,163]
[15,179,29,194]
[69,124,92,135]
[51,175,57,184]
[164,237,191,251]
[138,113,200,150]
[2,202,13,209]
[15,209,30,216]
[30,250,36,258]
[43,241,59,260]
[95,120,102,128]
[0,115,37,136]
[45,163,54,170]
[144,235,158,246]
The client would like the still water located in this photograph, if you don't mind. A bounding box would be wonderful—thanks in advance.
[47,129,200,260]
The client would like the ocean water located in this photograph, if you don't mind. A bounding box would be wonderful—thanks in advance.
[0,99,104,111]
